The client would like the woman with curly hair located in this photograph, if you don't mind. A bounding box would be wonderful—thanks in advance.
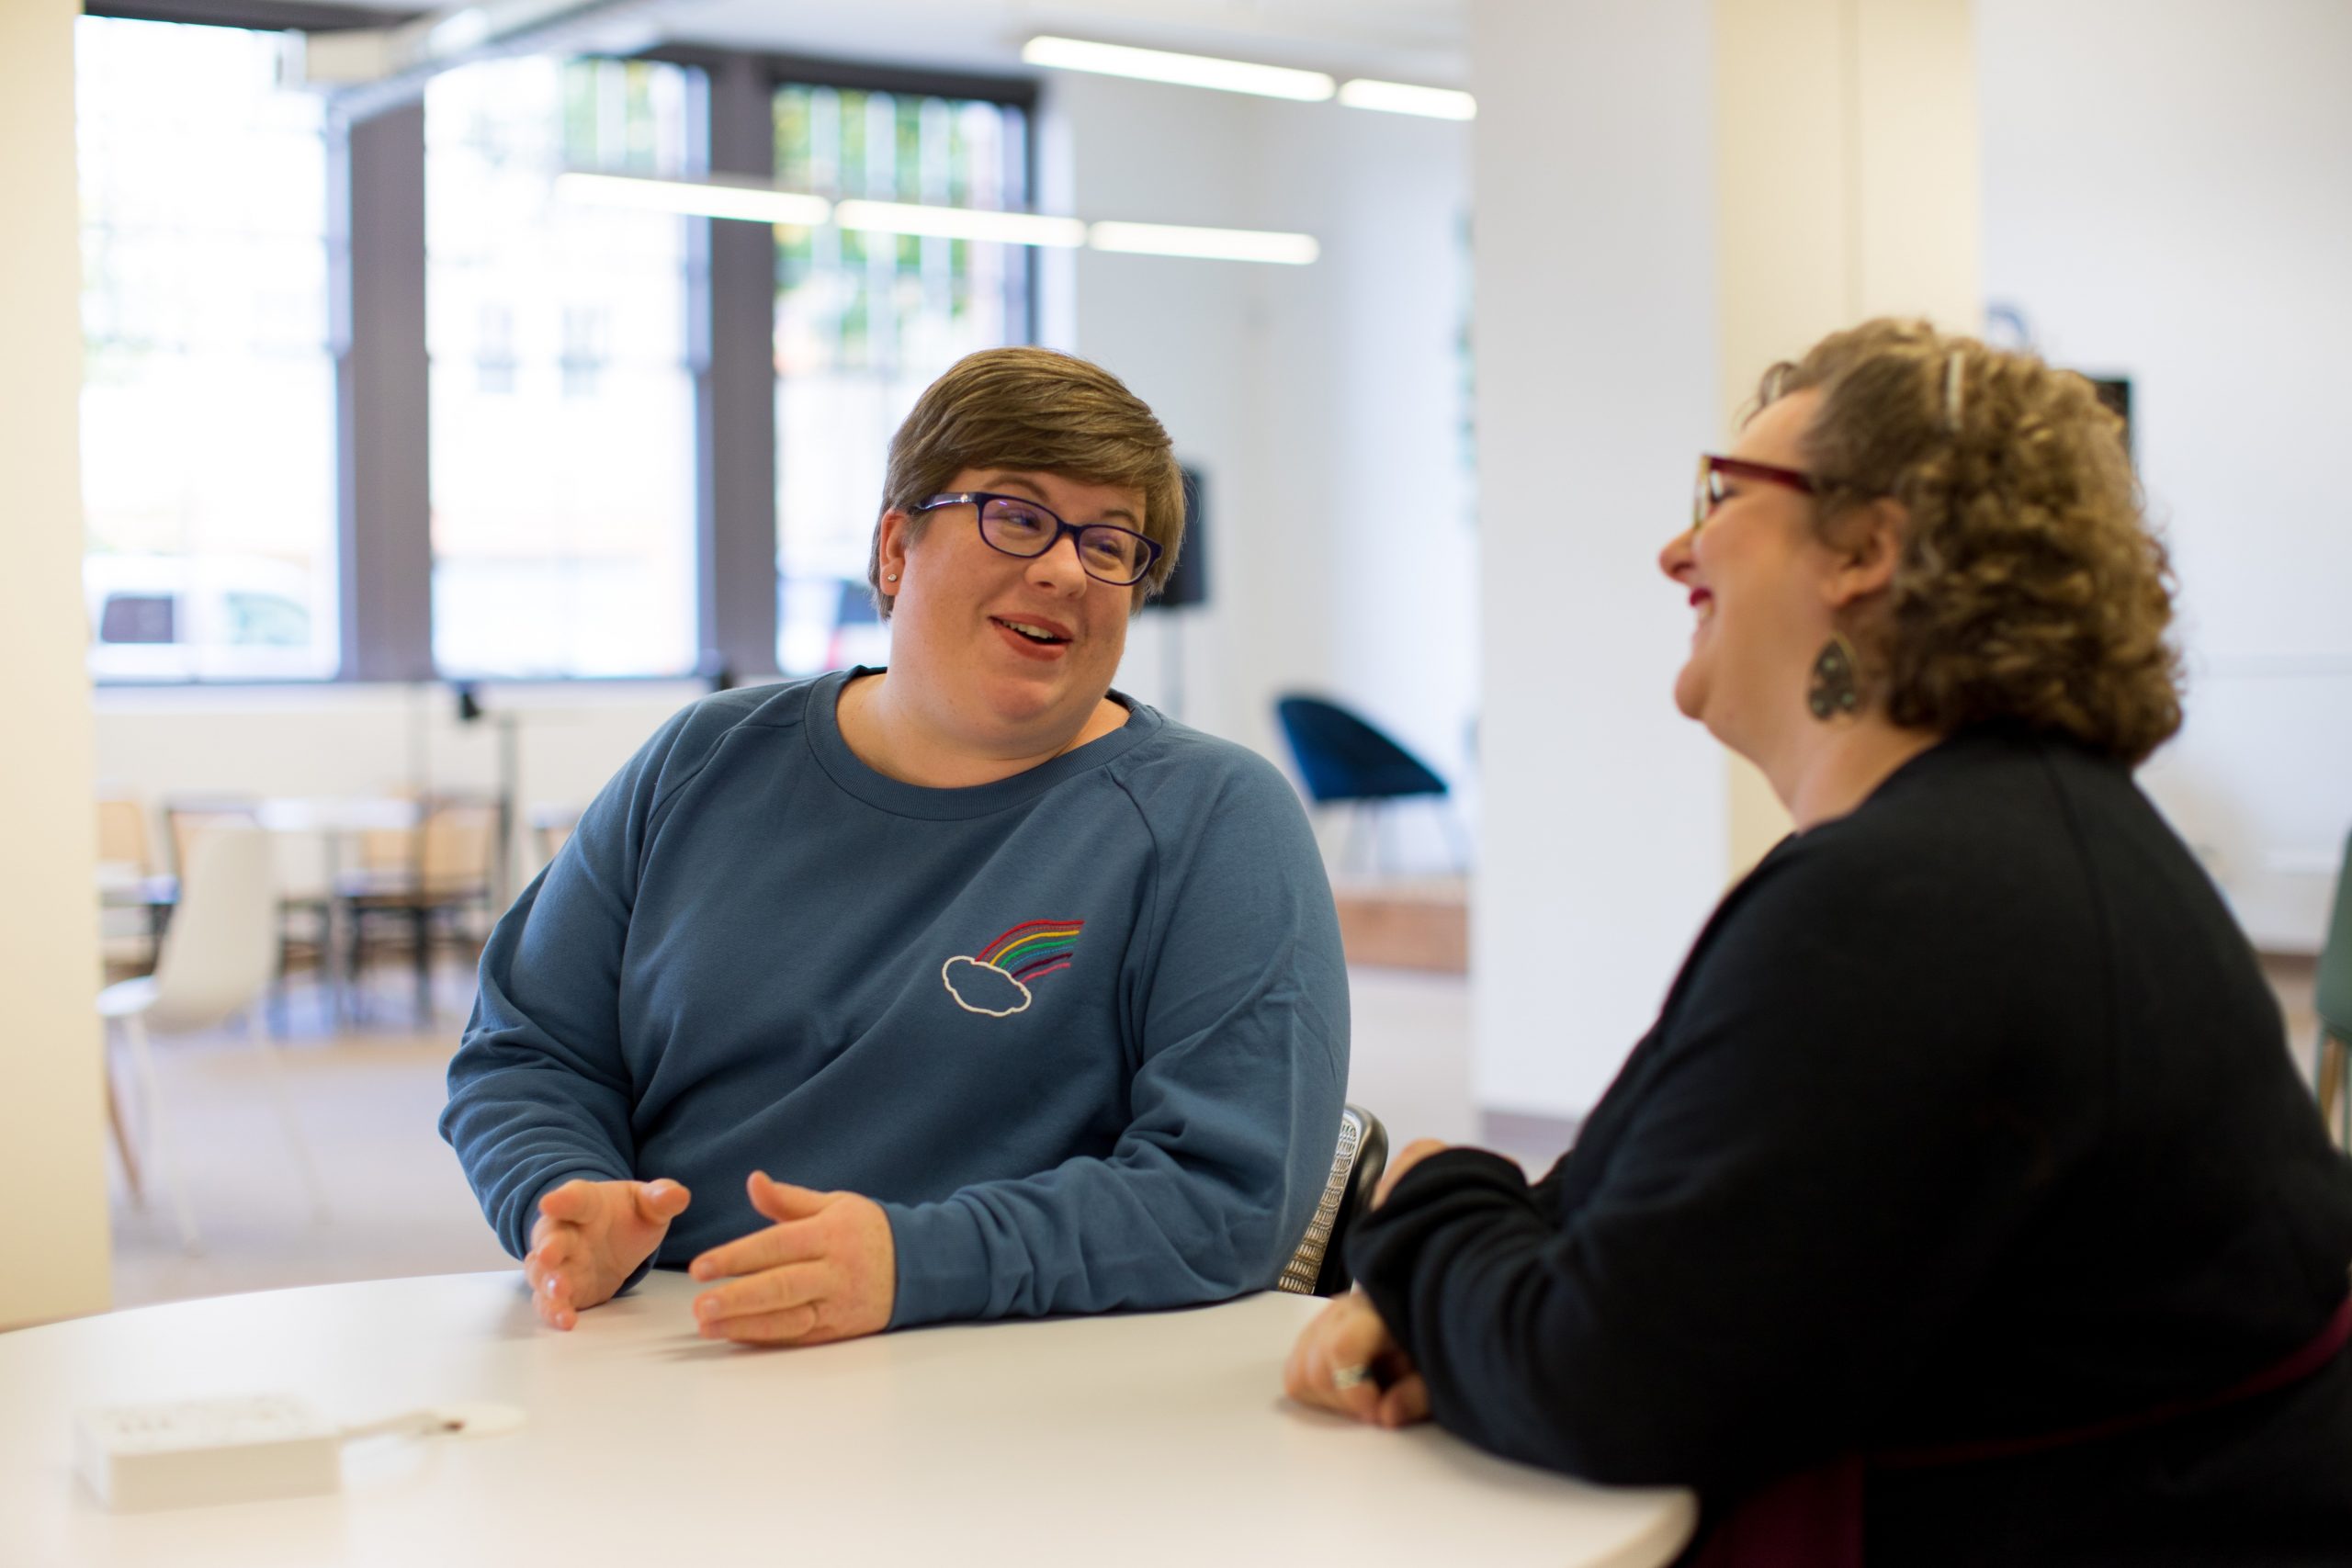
[1284,320,2352,1564]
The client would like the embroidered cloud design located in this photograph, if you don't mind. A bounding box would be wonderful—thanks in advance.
[941,955,1033,1017]
[942,919,1085,1017]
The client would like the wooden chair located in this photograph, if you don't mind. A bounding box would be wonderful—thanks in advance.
[95,795,174,977]
[96,795,151,869]
[528,802,582,870]
[340,796,498,1025]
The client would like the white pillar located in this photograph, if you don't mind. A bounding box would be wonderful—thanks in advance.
[1471,0,1729,1115]
[1471,0,1979,1119]
[1716,0,1982,869]
[0,0,112,1325]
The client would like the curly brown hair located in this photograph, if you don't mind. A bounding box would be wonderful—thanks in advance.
[870,346,1185,617]
[1756,319,2182,765]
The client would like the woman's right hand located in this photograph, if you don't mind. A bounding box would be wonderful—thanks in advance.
[525,1178,692,1329]
[1282,1290,1431,1429]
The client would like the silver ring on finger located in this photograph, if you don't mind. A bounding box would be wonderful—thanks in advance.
[1330,1363,1372,1392]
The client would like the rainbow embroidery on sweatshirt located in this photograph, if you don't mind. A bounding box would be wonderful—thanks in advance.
[941,919,1086,1017]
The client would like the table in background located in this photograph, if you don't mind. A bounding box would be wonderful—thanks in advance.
[253,795,423,892]
[254,797,423,1021]
[1,1272,1696,1568]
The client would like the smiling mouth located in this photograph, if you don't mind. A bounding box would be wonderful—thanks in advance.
[993,616,1070,647]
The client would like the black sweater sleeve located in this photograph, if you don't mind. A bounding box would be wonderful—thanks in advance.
[1347,830,2098,1492]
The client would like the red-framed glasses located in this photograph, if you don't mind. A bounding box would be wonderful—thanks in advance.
[1693,454,1818,533]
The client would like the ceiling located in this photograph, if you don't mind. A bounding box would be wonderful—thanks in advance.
[299,0,1470,87]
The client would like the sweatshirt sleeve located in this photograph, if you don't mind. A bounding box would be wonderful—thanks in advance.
[437,704,696,1260]
[881,755,1350,1325]
[1345,850,2084,1491]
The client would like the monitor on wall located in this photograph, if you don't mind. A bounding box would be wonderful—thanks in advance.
[1148,465,1208,611]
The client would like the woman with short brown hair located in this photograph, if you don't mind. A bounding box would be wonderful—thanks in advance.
[448,347,1346,1352]
[1285,320,2352,1564]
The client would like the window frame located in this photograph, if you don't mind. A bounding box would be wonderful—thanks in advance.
[78,7,1043,688]
[752,53,1045,678]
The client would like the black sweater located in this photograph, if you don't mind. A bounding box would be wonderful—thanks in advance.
[1350,727,2352,1564]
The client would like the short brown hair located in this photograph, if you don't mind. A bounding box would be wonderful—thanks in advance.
[869,347,1185,616]
[1756,319,2182,766]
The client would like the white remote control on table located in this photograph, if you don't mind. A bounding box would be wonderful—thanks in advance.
[75,1394,526,1512]
[76,1395,339,1512]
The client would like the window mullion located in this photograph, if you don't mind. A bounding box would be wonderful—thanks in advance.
[697,51,781,682]
[340,100,434,682]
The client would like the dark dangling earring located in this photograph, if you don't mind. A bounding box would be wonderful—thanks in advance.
[1807,633,1861,721]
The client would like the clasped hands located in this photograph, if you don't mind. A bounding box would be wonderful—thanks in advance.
[525,1169,895,1345]
[1281,1135,1451,1429]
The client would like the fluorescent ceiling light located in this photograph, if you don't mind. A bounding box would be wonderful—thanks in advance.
[1337,79,1476,120]
[834,199,1086,248]
[1023,35,1334,102]
[552,177,1316,265]
[424,6,491,56]
[1088,220,1319,265]
[554,173,831,227]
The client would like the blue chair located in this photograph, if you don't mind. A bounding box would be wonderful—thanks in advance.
[1275,694,1465,874]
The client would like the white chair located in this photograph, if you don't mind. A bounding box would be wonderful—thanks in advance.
[98,825,329,1252]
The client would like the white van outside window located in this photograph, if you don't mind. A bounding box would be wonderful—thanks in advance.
[85,555,331,682]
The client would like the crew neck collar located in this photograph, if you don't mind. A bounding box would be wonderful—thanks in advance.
[802,666,1159,820]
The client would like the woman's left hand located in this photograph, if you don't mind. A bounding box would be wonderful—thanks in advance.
[685,1172,897,1345]
[1283,1291,1431,1429]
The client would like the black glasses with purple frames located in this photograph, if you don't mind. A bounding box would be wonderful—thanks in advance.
[916,491,1163,587]
[1692,455,1819,533]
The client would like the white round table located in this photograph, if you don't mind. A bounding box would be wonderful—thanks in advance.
[1,1271,1696,1567]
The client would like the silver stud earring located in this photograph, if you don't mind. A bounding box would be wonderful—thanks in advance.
[886,573,899,582]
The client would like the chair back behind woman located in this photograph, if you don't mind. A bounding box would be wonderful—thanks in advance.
[2315,829,2352,1146]
[148,825,278,1032]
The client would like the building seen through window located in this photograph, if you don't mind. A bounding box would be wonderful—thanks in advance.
[76,15,339,682]
[426,55,703,679]
[773,83,1033,674]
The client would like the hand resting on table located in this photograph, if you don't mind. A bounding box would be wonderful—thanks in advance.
[526,1177,692,1331]
[687,1171,898,1347]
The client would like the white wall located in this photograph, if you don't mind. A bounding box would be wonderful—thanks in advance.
[1979,0,2352,949]
[1470,0,1732,1116]
[1468,0,1982,1120]
[1050,73,1477,860]
[2,0,113,1327]
[1718,0,1982,871]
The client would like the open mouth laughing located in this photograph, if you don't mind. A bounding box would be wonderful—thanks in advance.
[992,615,1074,656]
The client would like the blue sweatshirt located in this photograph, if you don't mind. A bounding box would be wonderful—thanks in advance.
[440,670,1349,1327]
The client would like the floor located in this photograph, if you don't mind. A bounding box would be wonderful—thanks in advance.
[106,968,513,1310]
[101,956,2322,1313]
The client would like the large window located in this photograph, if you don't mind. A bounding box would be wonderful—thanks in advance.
[77,16,340,681]
[75,28,1038,686]
[425,56,704,678]
[772,84,1033,674]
